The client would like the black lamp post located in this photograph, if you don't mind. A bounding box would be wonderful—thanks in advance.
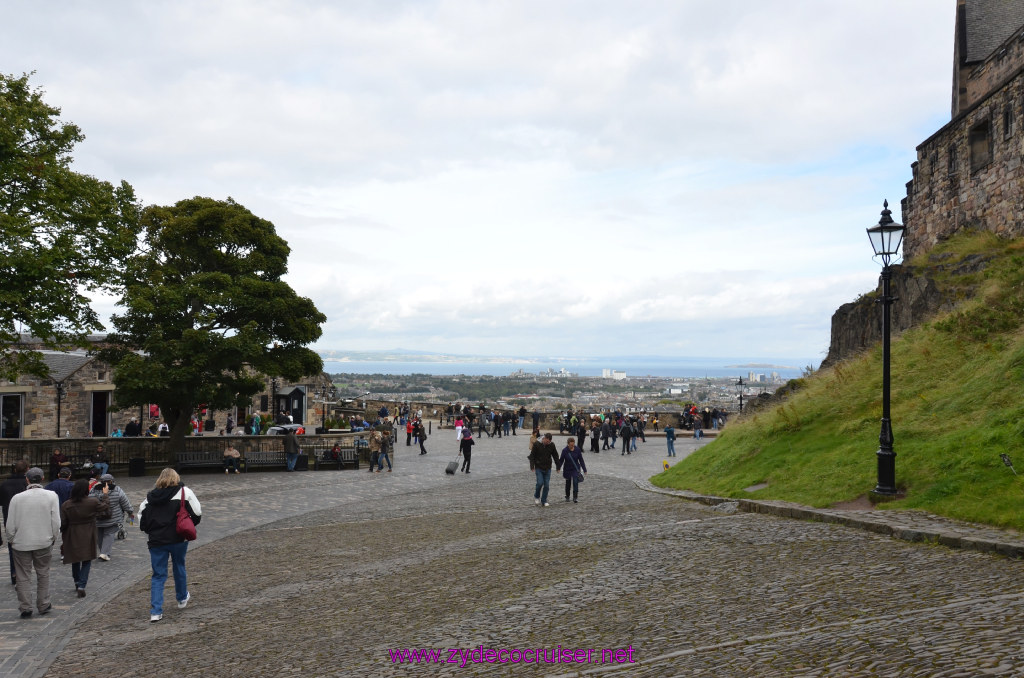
[271,378,279,418]
[867,200,906,496]
[55,381,67,437]
[316,385,337,431]
[735,377,745,413]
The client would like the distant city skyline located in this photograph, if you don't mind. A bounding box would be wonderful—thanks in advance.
[1,1,954,361]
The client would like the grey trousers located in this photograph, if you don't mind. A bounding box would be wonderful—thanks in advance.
[98,524,120,557]
[13,546,52,613]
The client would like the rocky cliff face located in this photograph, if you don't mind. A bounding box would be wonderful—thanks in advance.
[820,265,952,369]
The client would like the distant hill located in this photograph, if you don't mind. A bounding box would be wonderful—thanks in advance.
[653,230,1024,531]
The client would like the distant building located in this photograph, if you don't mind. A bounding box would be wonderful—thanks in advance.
[611,370,627,381]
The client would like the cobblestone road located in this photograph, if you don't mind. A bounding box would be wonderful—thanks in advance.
[3,432,1023,677]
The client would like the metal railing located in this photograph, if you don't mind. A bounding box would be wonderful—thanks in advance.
[0,432,374,474]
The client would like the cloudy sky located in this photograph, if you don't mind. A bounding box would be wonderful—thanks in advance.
[3,1,955,365]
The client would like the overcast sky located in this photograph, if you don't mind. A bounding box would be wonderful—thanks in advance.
[3,1,955,365]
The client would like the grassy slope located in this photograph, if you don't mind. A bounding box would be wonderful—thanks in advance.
[652,231,1024,532]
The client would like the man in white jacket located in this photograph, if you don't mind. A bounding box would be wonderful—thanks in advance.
[6,467,60,618]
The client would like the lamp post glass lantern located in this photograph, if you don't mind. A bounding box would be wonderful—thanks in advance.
[867,200,906,496]
[735,377,745,413]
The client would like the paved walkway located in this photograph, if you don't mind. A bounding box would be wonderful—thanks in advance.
[1,432,1023,677]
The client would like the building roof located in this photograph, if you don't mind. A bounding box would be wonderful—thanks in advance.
[39,351,93,382]
[966,0,1024,63]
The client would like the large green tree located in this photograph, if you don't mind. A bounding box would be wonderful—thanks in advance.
[102,197,326,454]
[0,72,141,380]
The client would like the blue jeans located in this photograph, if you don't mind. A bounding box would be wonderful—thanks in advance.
[377,451,391,471]
[93,462,109,476]
[667,439,675,456]
[286,452,298,471]
[518,416,525,429]
[534,468,552,504]
[630,437,638,452]
[71,560,92,590]
[150,542,189,615]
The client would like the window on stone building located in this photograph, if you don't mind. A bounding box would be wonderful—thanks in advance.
[97,370,106,382]
[948,146,958,175]
[1005,108,1015,140]
[1,393,23,438]
[969,120,992,172]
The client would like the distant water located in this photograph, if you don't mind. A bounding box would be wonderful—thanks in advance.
[323,357,807,380]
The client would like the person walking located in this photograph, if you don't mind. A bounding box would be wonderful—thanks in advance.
[459,428,475,473]
[619,420,633,456]
[283,428,300,472]
[7,467,60,618]
[90,474,134,562]
[45,467,75,505]
[559,438,587,503]
[590,421,601,453]
[60,478,110,598]
[665,424,677,457]
[529,433,561,507]
[601,419,611,450]
[413,419,428,455]
[139,468,202,622]
[376,429,393,473]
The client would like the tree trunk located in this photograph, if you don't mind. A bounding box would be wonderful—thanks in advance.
[161,404,193,464]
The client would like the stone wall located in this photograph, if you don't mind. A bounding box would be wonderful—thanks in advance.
[964,27,1024,109]
[820,265,954,368]
[904,61,1024,260]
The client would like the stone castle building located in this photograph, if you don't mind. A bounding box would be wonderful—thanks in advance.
[825,0,1024,367]
[0,336,332,439]
[903,0,1024,259]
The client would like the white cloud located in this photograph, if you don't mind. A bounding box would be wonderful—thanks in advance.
[3,0,955,364]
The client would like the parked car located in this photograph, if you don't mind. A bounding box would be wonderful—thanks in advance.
[266,423,306,435]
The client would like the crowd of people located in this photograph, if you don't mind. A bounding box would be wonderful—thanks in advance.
[0,400,727,624]
[0,459,201,623]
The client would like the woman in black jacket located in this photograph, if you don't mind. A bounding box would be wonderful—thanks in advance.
[459,428,475,473]
[139,468,202,622]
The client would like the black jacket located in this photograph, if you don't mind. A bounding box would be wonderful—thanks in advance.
[529,441,560,471]
[0,473,26,525]
[139,484,202,548]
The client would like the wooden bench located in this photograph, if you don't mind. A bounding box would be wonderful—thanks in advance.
[313,446,360,470]
[242,449,288,471]
[176,450,232,473]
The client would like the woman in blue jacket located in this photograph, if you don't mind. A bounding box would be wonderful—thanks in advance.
[560,437,587,503]
[138,468,202,622]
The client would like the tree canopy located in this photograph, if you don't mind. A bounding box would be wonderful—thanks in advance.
[0,72,141,380]
[102,196,325,452]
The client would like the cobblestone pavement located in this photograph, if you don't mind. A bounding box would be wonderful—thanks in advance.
[2,432,1023,677]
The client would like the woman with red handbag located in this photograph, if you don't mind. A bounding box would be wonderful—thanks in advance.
[138,468,202,622]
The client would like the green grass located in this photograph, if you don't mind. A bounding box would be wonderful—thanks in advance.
[652,230,1024,531]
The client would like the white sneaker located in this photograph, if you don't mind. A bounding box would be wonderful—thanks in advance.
[97,554,110,562]
[150,614,162,622]
[534,498,540,505]
[177,592,191,609]
[543,503,551,507]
